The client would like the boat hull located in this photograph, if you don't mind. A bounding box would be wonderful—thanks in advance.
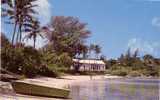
[11,81,70,98]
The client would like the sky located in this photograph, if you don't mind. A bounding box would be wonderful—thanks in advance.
[1,0,160,59]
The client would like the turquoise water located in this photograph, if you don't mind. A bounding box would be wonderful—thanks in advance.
[70,78,159,100]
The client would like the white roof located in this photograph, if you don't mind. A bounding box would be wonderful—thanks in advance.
[73,59,105,65]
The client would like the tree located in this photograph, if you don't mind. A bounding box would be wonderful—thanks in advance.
[81,45,89,59]
[23,20,43,48]
[1,0,13,17]
[126,48,131,59]
[88,44,101,59]
[94,44,101,59]
[2,0,38,44]
[44,16,91,57]
[118,54,125,65]
[88,44,95,58]
[133,49,139,58]
[143,54,154,64]
[1,32,11,47]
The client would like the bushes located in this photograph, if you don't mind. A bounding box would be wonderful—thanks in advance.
[1,46,23,74]
[1,44,59,78]
[128,71,142,77]
[21,46,42,77]
[2,45,40,77]
[111,69,128,76]
[109,65,129,76]
[40,50,73,75]
[38,65,59,77]
[107,65,160,77]
[147,70,159,76]
[22,65,38,78]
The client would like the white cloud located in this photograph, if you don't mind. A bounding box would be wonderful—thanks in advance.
[127,38,160,57]
[152,17,160,28]
[33,0,51,25]
[23,0,51,48]
[22,33,48,49]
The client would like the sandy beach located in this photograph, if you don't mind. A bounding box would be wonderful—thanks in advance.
[0,75,122,100]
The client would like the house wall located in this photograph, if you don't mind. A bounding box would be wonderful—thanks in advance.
[78,63,105,71]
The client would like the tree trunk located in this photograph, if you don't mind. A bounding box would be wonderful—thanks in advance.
[16,26,20,44]
[19,25,22,43]
[96,53,99,59]
[12,21,17,44]
[33,38,36,48]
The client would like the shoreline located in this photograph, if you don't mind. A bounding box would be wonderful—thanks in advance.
[0,75,159,100]
[0,75,122,100]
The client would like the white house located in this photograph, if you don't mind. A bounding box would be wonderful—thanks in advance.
[71,59,106,71]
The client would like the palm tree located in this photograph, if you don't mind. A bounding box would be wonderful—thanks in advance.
[82,45,89,59]
[23,20,43,48]
[89,44,101,59]
[94,44,101,59]
[89,44,95,58]
[133,49,139,58]
[1,0,15,44]
[1,0,13,16]
[2,0,38,44]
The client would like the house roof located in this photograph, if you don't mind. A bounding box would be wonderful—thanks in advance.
[73,59,105,64]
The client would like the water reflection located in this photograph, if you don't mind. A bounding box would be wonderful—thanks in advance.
[70,79,159,100]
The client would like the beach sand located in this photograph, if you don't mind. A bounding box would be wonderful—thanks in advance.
[0,75,122,100]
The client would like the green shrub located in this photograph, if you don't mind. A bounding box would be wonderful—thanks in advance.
[110,65,121,70]
[1,46,25,74]
[22,65,38,78]
[1,45,42,78]
[148,70,159,76]
[22,46,42,77]
[104,70,111,74]
[111,69,128,76]
[38,65,59,77]
[128,71,141,77]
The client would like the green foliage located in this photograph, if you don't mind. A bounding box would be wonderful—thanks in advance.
[44,16,91,57]
[88,44,101,59]
[2,0,39,44]
[39,48,73,75]
[1,36,58,78]
[128,71,142,77]
[1,33,11,47]
[111,70,127,76]
[2,0,159,78]
[2,0,107,77]
[1,45,41,77]
[106,49,160,77]
[110,69,128,76]
[38,64,59,77]
[58,53,73,68]
[131,59,145,70]
[21,46,42,77]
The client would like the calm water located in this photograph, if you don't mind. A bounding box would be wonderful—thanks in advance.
[70,78,160,100]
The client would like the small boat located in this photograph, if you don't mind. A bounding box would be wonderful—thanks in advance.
[11,79,70,98]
